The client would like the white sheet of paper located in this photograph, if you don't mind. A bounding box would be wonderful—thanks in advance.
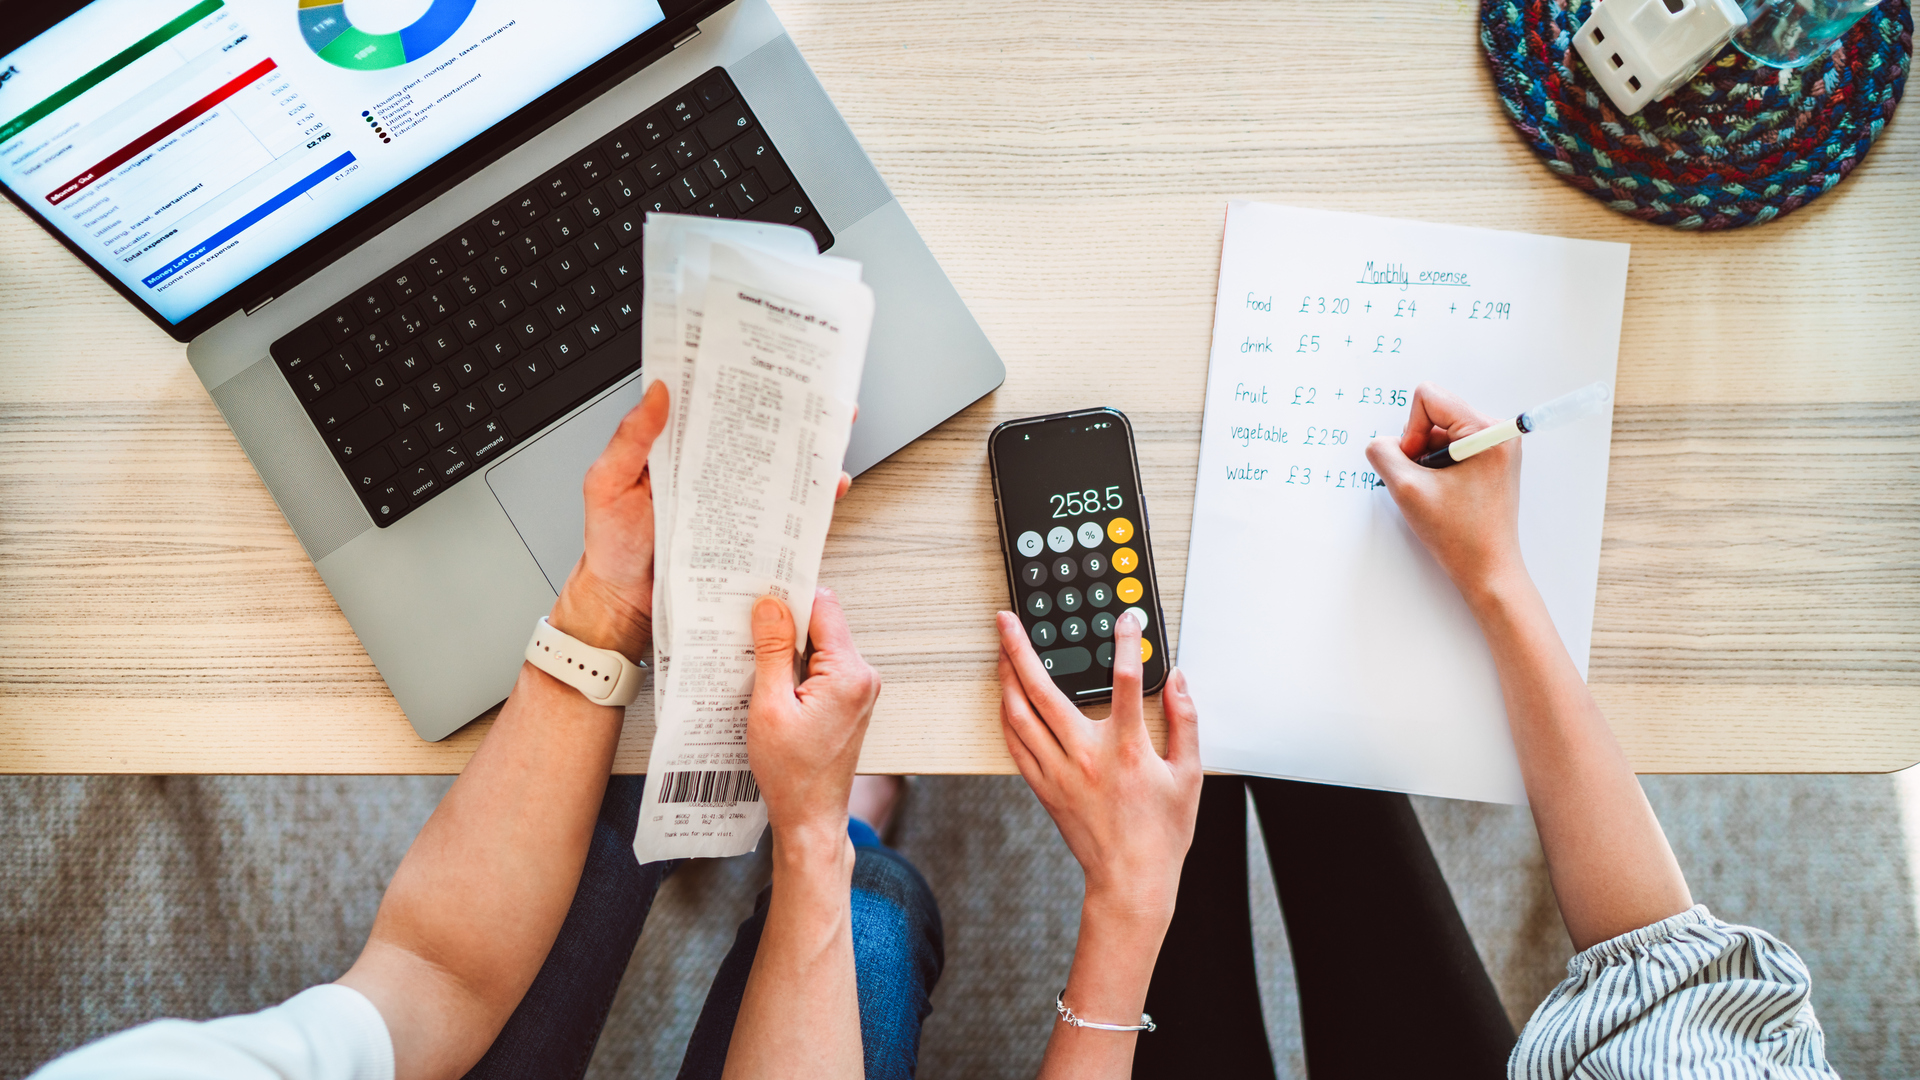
[1180,202,1629,804]
[633,222,873,861]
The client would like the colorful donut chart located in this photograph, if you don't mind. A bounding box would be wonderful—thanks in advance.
[298,0,478,70]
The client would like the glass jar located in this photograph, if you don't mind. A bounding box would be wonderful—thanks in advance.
[1733,0,1884,68]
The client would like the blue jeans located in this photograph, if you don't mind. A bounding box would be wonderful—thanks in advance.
[462,776,943,1080]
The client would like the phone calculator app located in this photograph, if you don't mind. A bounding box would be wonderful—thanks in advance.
[994,412,1167,700]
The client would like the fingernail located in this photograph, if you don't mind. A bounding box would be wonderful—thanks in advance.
[1170,668,1187,695]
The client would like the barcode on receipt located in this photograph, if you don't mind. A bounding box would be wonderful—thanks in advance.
[658,769,763,805]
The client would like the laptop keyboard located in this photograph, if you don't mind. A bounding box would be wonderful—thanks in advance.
[268,68,830,528]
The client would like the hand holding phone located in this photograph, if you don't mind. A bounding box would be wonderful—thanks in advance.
[989,408,1169,704]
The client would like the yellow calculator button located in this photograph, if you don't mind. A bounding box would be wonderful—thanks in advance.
[1139,639,1153,663]
[1107,517,1134,544]
[1116,576,1143,604]
[1112,546,1139,574]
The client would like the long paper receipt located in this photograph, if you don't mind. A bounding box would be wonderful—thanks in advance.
[1180,202,1629,804]
[633,214,873,861]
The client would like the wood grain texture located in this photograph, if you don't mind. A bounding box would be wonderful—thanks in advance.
[2,0,1916,774]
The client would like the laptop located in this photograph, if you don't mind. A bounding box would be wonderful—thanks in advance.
[0,0,1004,740]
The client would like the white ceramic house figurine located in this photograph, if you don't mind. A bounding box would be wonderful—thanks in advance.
[1573,0,1748,114]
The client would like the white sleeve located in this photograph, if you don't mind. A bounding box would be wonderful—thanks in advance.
[31,985,394,1080]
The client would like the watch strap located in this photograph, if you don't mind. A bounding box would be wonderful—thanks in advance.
[524,616,647,707]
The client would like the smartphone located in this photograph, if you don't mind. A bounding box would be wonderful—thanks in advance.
[988,408,1169,704]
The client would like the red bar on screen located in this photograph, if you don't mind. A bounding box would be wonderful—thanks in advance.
[45,57,279,206]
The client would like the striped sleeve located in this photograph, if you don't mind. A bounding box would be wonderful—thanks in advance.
[1509,905,1839,1080]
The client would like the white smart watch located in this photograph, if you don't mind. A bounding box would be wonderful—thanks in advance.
[524,616,648,706]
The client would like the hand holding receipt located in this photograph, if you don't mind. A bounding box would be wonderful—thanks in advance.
[1180,202,1630,804]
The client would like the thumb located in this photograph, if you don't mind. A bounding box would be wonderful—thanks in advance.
[1366,435,1425,501]
[751,596,798,701]
[1162,668,1202,775]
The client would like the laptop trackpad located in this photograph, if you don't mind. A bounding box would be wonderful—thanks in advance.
[486,375,650,592]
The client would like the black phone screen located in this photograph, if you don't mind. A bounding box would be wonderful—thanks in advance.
[989,408,1169,703]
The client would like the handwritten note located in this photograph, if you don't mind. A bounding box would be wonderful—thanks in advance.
[1179,202,1629,804]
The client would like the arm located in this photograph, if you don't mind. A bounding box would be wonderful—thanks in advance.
[996,612,1202,1080]
[335,382,670,1080]
[1366,383,1691,951]
[720,589,882,1080]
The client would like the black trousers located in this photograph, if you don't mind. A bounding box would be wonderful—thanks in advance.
[1133,776,1516,1080]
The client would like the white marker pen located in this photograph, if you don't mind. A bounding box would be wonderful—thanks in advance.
[1415,381,1612,469]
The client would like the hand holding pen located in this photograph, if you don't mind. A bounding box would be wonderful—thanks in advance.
[1365,380,1611,597]
[1365,383,1530,598]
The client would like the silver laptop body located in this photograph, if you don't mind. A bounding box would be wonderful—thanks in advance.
[182,0,1003,740]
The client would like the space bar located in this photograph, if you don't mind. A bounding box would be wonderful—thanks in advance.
[502,342,641,438]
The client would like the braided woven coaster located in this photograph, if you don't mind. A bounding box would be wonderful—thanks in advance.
[1481,0,1912,229]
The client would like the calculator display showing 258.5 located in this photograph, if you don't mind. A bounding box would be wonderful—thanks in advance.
[1049,486,1124,517]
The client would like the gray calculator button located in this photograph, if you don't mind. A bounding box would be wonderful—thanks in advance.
[1057,586,1082,613]
[1031,620,1058,648]
[1026,592,1052,617]
[1021,560,1048,587]
[1096,642,1115,668]
[1086,581,1113,608]
[1047,526,1073,552]
[1082,552,1106,578]
[1121,606,1150,633]
[1061,616,1087,642]
[1017,530,1044,557]
[1077,521,1102,548]
[1090,610,1116,638]
[1051,556,1078,583]
[1041,645,1093,675]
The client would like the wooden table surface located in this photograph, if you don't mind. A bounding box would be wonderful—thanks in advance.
[3,0,1916,775]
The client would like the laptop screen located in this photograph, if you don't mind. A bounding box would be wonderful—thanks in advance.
[0,0,668,326]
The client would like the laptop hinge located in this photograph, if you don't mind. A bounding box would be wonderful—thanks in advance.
[245,294,277,316]
[670,26,701,49]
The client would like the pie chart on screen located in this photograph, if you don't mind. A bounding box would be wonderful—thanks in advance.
[299,0,479,70]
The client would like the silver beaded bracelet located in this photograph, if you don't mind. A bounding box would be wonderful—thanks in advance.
[1055,990,1156,1033]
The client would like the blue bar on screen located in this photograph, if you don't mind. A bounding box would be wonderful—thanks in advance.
[142,151,357,289]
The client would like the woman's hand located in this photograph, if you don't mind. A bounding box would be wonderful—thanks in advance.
[549,381,670,659]
[996,611,1201,922]
[1001,612,1201,1079]
[1365,382,1526,605]
[1369,384,1693,951]
[726,588,878,1080]
[748,589,882,843]
[551,383,854,661]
